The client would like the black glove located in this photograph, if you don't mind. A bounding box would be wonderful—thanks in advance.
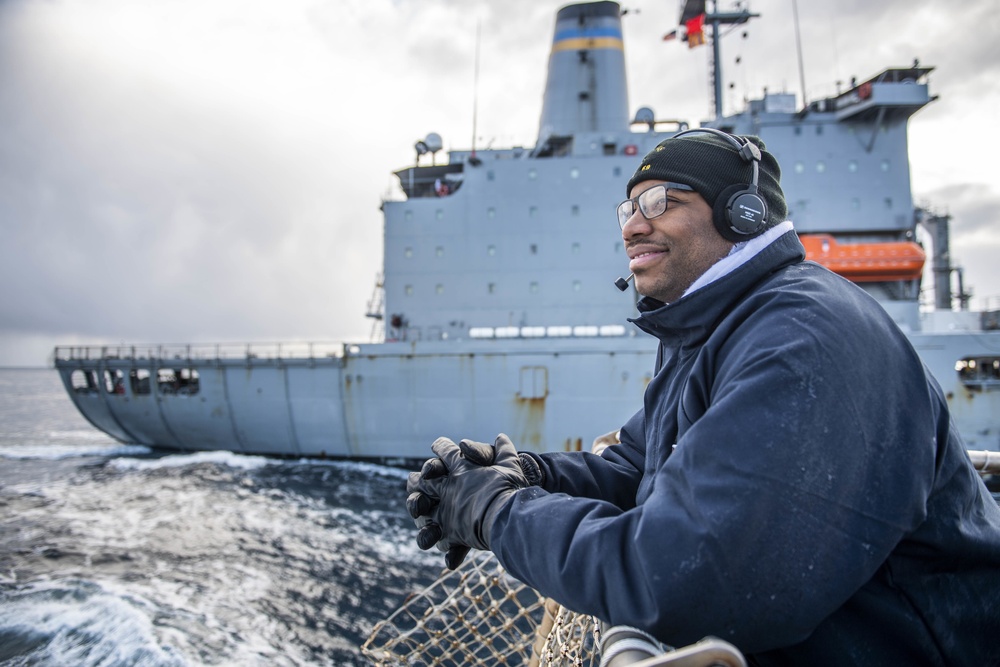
[406,456,470,567]
[406,434,545,568]
[453,438,546,487]
[407,434,533,568]
[406,437,543,522]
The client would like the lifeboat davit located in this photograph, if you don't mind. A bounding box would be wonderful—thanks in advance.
[800,234,925,283]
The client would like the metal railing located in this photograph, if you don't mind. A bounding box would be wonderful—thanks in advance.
[53,342,349,363]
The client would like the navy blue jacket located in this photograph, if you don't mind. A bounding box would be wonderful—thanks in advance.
[491,230,1000,666]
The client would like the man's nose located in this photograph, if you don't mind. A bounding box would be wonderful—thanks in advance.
[621,209,651,240]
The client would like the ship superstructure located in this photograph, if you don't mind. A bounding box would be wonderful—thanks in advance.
[54,1,1000,458]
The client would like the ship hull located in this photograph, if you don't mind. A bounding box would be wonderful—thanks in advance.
[55,337,658,461]
[55,330,1000,459]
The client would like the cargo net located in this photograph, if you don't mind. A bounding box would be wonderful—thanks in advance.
[361,550,600,666]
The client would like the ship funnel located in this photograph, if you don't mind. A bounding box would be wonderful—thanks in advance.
[536,1,629,146]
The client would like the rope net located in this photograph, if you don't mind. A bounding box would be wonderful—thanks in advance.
[362,550,599,666]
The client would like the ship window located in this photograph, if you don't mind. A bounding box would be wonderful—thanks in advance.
[848,160,858,173]
[487,207,496,219]
[405,246,413,258]
[530,244,538,255]
[435,284,444,294]
[435,209,444,220]
[570,168,580,179]
[487,244,496,256]
[603,143,616,155]
[816,161,826,173]
[405,284,413,296]
[103,369,125,395]
[130,369,151,395]
[956,357,1000,389]
[528,168,537,180]
[794,162,805,174]
[157,368,200,396]
[530,281,539,293]
[71,369,99,393]
[436,246,444,257]
[881,159,890,172]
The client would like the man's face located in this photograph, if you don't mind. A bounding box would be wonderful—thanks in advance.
[621,180,734,304]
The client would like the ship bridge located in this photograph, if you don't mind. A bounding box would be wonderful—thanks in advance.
[827,66,935,123]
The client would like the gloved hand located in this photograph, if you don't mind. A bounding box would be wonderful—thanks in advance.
[406,434,535,569]
[452,438,546,487]
[406,456,469,567]
[406,434,544,561]
[406,436,543,524]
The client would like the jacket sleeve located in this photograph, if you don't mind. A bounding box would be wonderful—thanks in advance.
[526,407,647,510]
[490,287,938,653]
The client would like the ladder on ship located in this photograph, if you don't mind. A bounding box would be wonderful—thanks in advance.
[365,272,385,343]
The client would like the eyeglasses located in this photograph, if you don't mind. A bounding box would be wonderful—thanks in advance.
[616,182,694,229]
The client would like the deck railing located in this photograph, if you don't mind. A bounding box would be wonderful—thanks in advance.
[53,342,349,363]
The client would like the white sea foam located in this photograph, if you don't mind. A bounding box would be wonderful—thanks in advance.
[296,457,413,480]
[0,443,151,460]
[0,579,189,666]
[109,449,275,471]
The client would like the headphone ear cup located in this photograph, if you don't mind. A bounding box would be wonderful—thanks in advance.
[713,183,768,241]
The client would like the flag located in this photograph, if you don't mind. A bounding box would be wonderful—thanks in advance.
[686,13,705,48]
[663,29,678,41]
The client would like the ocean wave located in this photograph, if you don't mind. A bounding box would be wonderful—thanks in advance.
[109,449,276,471]
[0,443,152,461]
[0,578,188,667]
[293,457,413,481]
[108,450,413,480]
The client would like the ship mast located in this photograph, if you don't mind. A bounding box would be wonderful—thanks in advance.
[680,0,757,119]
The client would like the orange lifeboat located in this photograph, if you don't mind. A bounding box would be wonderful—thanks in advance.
[800,234,925,283]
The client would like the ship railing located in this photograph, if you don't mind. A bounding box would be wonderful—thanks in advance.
[53,342,349,363]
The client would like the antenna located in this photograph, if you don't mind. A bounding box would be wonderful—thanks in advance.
[791,0,808,109]
[471,20,481,160]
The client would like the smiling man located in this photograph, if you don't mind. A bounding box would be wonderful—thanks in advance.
[407,130,1000,666]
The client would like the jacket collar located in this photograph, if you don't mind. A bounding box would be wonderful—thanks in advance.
[628,228,806,346]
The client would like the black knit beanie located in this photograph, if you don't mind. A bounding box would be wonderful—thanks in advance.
[626,132,787,229]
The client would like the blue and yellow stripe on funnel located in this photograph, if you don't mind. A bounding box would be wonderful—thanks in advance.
[551,26,623,53]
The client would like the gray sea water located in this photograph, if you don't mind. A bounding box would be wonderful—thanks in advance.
[0,368,440,666]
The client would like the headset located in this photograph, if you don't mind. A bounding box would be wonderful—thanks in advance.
[671,127,768,242]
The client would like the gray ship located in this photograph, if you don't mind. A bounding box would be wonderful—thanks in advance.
[54,1,1000,459]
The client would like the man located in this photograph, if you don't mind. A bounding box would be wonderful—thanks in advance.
[406,130,1000,666]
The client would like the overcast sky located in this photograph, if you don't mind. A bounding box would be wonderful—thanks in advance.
[1,0,998,367]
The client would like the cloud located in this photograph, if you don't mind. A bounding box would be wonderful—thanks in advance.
[1,0,999,366]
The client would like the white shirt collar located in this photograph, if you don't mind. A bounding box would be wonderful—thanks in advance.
[681,220,795,299]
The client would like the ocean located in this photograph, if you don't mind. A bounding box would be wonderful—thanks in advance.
[0,368,440,666]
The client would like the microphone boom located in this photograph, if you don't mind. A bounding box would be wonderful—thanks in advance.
[614,273,635,291]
